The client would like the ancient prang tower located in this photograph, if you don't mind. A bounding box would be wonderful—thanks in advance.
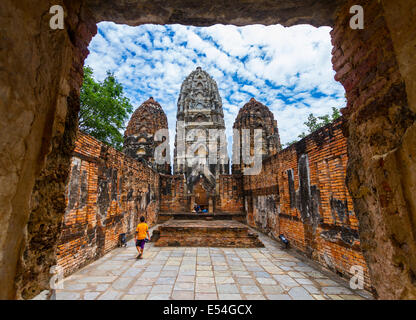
[232,98,281,174]
[173,67,229,207]
[123,97,171,174]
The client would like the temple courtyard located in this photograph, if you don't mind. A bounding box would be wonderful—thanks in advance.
[52,228,373,300]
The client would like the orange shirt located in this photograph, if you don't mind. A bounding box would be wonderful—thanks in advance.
[136,222,149,240]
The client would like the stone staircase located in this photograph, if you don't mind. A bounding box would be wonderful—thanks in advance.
[152,212,264,248]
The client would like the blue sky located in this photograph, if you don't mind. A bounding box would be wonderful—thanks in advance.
[85,22,345,157]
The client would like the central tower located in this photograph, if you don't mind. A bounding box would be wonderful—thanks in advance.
[173,67,229,208]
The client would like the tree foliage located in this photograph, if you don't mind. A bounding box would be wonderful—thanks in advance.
[285,107,341,148]
[79,66,133,150]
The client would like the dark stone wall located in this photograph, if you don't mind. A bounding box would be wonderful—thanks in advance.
[159,174,188,213]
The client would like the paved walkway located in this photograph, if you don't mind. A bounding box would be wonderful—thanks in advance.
[55,228,372,300]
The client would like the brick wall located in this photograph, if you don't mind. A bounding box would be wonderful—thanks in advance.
[59,123,372,288]
[57,131,160,276]
[244,118,371,289]
[216,175,244,213]
[159,174,188,212]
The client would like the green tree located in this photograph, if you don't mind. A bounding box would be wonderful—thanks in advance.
[79,66,133,150]
[285,107,341,148]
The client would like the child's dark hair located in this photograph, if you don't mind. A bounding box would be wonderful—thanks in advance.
[140,216,145,222]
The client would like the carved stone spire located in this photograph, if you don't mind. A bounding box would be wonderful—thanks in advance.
[174,67,229,197]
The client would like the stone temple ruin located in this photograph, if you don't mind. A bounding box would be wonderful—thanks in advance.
[173,67,229,212]
[2,0,416,300]
[124,97,171,174]
[55,66,372,295]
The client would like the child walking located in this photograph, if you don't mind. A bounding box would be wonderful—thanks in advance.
[135,216,150,259]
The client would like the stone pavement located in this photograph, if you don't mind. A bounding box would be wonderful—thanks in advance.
[55,228,372,300]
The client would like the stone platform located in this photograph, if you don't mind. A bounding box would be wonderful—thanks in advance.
[153,219,264,248]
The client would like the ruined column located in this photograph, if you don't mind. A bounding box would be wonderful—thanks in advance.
[232,98,281,175]
[331,0,416,299]
[123,97,171,174]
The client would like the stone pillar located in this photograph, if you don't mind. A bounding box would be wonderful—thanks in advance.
[208,198,214,213]
[190,196,195,212]
[0,0,96,299]
[332,0,416,299]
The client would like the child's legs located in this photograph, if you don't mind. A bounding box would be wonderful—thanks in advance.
[140,240,145,254]
[135,239,142,254]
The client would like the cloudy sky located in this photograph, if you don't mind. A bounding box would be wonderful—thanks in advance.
[85,22,345,158]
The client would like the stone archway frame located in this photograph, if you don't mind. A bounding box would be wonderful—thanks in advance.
[1,0,415,299]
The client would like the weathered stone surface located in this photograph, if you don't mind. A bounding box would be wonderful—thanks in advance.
[243,118,371,289]
[331,0,416,299]
[124,97,171,174]
[46,235,371,300]
[288,287,314,300]
[85,0,343,27]
[174,67,229,195]
[0,0,96,300]
[376,0,416,300]
[232,98,281,174]
[1,0,415,301]
[172,67,237,213]
[56,132,160,277]
[159,173,244,214]
[154,219,264,248]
